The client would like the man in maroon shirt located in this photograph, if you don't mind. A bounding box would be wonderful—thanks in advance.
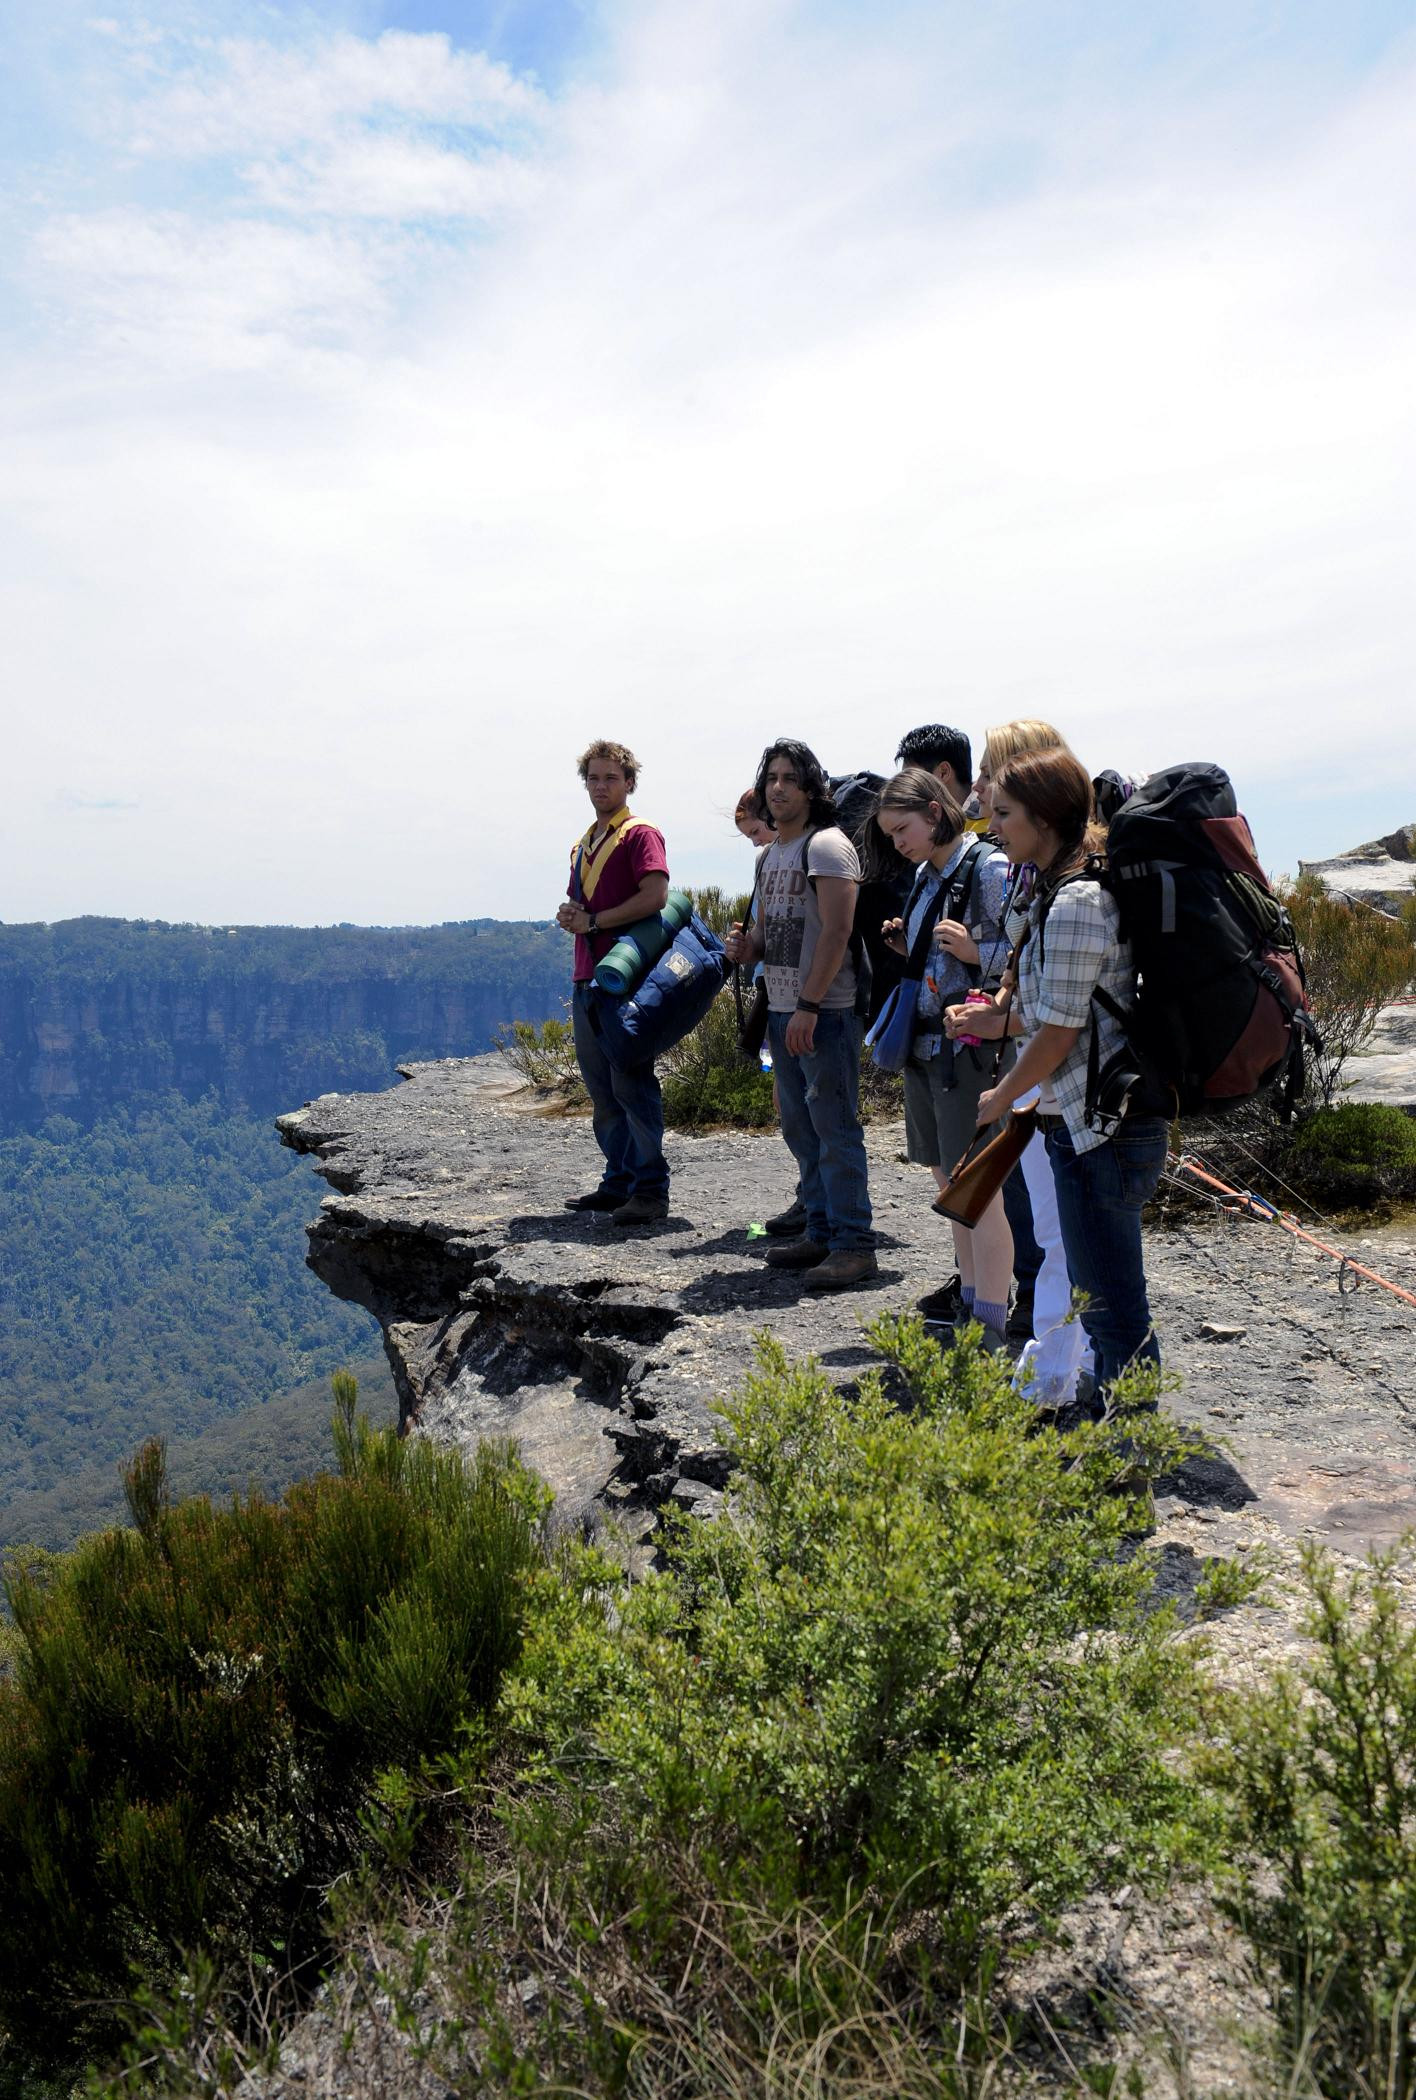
[556,740,672,1225]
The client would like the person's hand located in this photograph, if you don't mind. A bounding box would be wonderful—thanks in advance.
[945,999,1005,1041]
[881,916,906,955]
[556,901,585,932]
[976,1086,1010,1127]
[934,917,980,964]
[785,1009,817,1056]
[724,920,748,964]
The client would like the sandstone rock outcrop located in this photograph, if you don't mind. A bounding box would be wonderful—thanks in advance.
[1299,823,1416,916]
[280,1054,1416,1558]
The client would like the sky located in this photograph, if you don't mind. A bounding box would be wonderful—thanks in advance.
[4,0,1414,926]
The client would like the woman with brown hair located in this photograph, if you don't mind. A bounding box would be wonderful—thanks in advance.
[946,747,1167,1396]
[874,767,1013,1344]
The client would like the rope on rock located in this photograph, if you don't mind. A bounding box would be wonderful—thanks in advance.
[1168,1152,1416,1312]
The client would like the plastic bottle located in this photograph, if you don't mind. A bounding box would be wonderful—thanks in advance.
[957,987,992,1049]
[759,1043,774,1072]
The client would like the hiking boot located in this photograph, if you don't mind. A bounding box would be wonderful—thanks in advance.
[764,1198,808,1237]
[564,1188,629,1213]
[803,1249,880,1293]
[610,1193,670,1228]
[764,1235,828,1270]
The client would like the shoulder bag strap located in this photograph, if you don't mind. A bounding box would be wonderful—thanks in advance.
[903,863,955,979]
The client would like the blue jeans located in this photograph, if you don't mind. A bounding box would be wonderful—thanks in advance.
[1001,1161,1044,1295]
[1045,1116,1168,1391]
[768,1009,873,1252]
[572,984,669,1199]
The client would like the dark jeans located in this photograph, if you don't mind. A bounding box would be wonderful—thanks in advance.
[1001,1161,1044,1295]
[572,984,669,1200]
[1045,1116,1168,1390]
[768,1009,874,1253]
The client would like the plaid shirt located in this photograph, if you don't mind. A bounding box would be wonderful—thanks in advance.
[1016,876,1136,1155]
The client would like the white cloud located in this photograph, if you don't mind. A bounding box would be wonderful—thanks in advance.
[32,208,391,364]
[242,135,543,220]
[127,29,545,158]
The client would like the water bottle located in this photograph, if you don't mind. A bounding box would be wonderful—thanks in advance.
[957,988,992,1049]
[759,1043,774,1073]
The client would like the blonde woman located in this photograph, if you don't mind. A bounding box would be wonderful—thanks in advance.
[973,718,1097,1411]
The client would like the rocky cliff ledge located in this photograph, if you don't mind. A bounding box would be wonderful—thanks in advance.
[1300,822,1416,917]
[279,1057,1416,1563]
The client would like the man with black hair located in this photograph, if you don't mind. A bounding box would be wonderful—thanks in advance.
[725,740,877,1291]
[895,724,973,807]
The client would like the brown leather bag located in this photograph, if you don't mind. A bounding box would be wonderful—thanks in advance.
[932,1103,1037,1227]
[931,955,1036,1228]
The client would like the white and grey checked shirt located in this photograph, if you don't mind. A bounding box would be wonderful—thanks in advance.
[1015,877,1136,1154]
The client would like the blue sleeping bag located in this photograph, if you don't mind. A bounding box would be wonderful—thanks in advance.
[590,912,730,1069]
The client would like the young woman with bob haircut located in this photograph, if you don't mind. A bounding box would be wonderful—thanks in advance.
[873,767,1013,1343]
[945,746,1167,1396]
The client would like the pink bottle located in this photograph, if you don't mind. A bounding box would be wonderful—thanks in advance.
[957,988,992,1049]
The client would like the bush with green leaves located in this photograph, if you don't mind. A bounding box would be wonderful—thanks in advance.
[1215,1544,1416,2098]
[492,1010,585,1102]
[112,1326,1235,2100]
[0,1376,548,2069]
[1278,875,1414,1104]
[1285,1100,1416,1205]
[504,1324,1215,1979]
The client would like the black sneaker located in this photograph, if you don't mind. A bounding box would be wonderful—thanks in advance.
[1006,1287,1035,1343]
[917,1274,965,1323]
[764,1198,808,1237]
[564,1189,628,1213]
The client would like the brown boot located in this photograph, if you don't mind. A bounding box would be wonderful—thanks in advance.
[764,1235,828,1269]
[611,1193,670,1227]
[802,1249,880,1292]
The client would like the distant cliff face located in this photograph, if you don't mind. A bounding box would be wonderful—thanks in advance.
[0,917,572,1128]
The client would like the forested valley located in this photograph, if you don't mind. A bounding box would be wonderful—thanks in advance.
[0,917,571,1550]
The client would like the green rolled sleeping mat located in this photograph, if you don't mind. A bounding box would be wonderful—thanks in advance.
[593,888,694,996]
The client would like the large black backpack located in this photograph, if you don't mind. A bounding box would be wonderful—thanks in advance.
[1099,762,1318,1116]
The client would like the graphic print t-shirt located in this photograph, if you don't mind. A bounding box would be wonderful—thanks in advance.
[758,828,861,1014]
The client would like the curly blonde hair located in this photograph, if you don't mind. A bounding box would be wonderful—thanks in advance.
[577,739,640,788]
[981,718,1074,778]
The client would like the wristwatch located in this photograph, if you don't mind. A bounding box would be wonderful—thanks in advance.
[795,997,821,1014]
[587,913,599,934]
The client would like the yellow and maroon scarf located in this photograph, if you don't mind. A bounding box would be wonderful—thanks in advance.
[570,807,646,904]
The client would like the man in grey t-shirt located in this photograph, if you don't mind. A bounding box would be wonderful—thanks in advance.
[725,740,876,1291]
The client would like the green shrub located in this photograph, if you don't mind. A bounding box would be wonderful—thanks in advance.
[93,1335,1245,2099]
[0,1377,548,2067]
[660,985,777,1128]
[1278,876,1414,1105]
[1214,1545,1416,2097]
[1285,1101,1416,1205]
[493,1010,585,1102]
[504,1325,1213,1970]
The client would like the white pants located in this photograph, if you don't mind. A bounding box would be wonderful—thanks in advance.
[1014,1125,1093,1406]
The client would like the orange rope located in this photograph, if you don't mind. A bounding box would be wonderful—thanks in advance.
[1170,1153,1416,1311]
